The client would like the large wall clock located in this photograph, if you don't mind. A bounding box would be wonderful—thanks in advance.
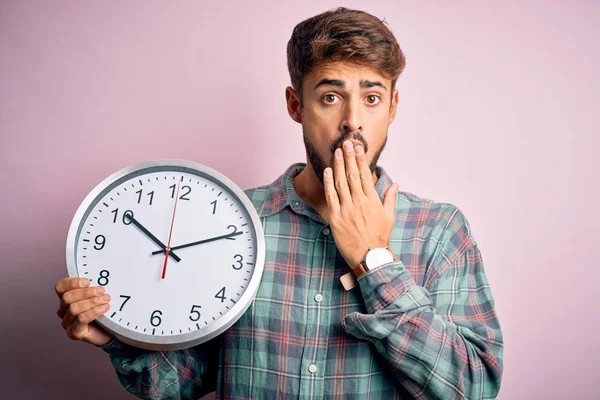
[66,159,265,351]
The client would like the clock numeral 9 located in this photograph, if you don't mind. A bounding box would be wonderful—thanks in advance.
[189,305,202,321]
[150,310,162,327]
[136,189,154,205]
[111,209,134,225]
[232,254,243,270]
[94,235,106,250]
[170,184,191,201]
[215,287,227,303]
[98,270,110,286]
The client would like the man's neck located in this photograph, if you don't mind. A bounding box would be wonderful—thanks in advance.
[293,161,378,218]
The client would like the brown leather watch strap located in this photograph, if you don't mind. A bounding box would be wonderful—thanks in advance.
[353,262,369,278]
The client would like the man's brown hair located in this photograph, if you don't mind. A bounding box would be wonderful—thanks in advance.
[287,7,406,102]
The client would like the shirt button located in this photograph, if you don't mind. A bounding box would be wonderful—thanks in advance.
[322,227,330,236]
[308,364,317,373]
[314,293,323,302]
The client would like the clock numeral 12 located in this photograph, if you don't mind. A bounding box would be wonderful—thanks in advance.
[170,184,191,200]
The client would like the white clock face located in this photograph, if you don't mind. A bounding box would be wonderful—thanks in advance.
[66,160,265,350]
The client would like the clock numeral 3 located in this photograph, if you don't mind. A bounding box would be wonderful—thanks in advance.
[150,310,162,327]
[98,270,110,286]
[189,305,202,321]
[232,254,243,270]
[170,184,191,201]
[215,287,227,303]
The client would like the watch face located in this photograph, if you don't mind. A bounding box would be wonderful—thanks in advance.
[66,160,265,350]
[365,247,394,269]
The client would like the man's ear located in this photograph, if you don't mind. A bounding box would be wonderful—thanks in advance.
[388,89,399,125]
[285,86,302,124]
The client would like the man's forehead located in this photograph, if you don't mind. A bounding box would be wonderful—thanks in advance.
[307,62,390,88]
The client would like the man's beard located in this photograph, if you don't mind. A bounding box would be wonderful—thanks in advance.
[302,127,387,185]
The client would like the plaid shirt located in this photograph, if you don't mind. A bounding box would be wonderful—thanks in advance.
[101,163,503,400]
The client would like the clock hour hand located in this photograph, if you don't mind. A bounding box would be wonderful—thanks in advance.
[150,230,243,255]
[124,214,181,262]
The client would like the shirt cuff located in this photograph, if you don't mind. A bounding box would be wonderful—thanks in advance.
[357,261,421,314]
[97,336,130,356]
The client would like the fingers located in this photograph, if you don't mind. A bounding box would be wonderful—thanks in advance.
[57,286,105,318]
[55,277,90,298]
[61,293,111,329]
[354,144,378,198]
[66,304,111,341]
[333,147,351,205]
[341,141,363,200]
[323,167,340,217]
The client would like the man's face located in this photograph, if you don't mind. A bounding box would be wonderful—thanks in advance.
[288,61,399,185]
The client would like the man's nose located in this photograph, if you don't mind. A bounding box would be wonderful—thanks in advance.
[339,99,363,133]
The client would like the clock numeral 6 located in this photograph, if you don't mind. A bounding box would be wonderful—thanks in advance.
[189,305,202,321]
[111,208,134,225]
[170,184,191,201]
[215,287,227,303]
[150,310,162,327]
[232,254,243,270]
[98,270,110,286]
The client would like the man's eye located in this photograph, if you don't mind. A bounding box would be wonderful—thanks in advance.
[323,94,338,104]
[366,95,381,105]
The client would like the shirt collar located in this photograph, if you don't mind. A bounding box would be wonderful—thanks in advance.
[258,162,394,225]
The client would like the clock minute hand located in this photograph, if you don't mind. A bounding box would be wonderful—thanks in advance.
[124,214,182,262]
[151,231,244,255]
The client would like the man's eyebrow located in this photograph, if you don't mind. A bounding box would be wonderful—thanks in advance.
[360,80,387,90]
[313,79,345,90]
[313,78,388,91]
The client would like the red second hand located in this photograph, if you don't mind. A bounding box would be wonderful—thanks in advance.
[162,182,181,279]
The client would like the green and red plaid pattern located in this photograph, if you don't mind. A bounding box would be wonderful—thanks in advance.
[101,163,503,400]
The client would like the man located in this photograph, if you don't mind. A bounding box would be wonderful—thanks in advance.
[55,7,503,399]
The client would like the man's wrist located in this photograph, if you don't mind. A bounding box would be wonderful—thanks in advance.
[353,246,396,277]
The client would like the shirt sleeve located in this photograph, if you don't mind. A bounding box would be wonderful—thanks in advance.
[342,208,504,400]
[99,336,219,400]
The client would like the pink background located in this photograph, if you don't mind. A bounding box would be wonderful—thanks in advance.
[1,1,597,399]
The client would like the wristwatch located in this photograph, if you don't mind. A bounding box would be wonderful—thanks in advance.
[353,247,396,278]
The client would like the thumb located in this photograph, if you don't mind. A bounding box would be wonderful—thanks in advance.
[383,183,399,216]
